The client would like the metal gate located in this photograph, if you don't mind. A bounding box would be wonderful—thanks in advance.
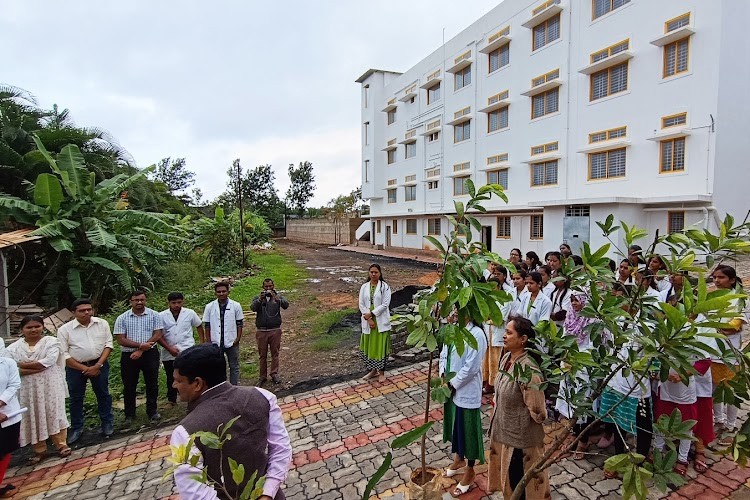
[562,206,590,255]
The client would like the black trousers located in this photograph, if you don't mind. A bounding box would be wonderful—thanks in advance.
[163,360,177,403]
[120,348,159,418]
[607,397,653,456]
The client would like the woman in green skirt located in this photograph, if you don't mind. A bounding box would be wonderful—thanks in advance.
[359,264,392,382]
[439,314,487,496]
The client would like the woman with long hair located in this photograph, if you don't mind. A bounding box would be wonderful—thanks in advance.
[710,265,747,442]
[549,274,571,328]
[488,316,550,499]
[524,252,542,273]
[538,265,554,298]
[6,315,70,464]
[358,264,392,382]
[518,272,552,326]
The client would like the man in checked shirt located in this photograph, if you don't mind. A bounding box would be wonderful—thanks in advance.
[114,289,165,427]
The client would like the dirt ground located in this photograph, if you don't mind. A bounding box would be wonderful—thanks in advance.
[254,240,438,396]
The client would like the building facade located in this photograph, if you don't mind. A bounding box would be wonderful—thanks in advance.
[356,0,749,257]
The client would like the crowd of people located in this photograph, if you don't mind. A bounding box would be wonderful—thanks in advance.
[0,279,290,497]
[435,244,747,498]
[0,248,746,498]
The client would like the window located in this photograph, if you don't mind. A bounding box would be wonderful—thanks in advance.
[590,39,629,63]
[387,149,396,164]
[392,219,398,234]
[566,205,590,216]
[662,113,687,128]
[428,180,439,190]
[487,169,509,189]
[387,189,397,203]
[364,160,369,182]
[590,62,628,101]
[530,215,544,239]
[428,218,442,235]
[665,13,691,32]
[363,85,369,108]
[664,38,689,77]
[387,108,397,125]
[455,66,472,90]
[405,142,416,159]
[427,131,440,143]
[589,148,626,179]
[377,220,381,233]
[404,185,417,201]
[406,219,417,234]
[531,141,558,155]
[426,167,440,178]
[589,126,627,143]
[364,122,369,145]
[592,0,630,19]
[454,176,470,196]
[532,14,560,51]
[660,138,686,173]
[488,107,509,133]
[496,216,511,238]
[427,83,441,104]
[531,160,558,186]
[531,88,559,119]
[489,44,510,73]
[668,211,685,233]
[454,121,471,143]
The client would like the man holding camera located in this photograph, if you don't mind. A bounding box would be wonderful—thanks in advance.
[250,279,289,386]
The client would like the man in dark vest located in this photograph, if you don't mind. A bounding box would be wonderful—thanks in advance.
[170,344,291,499]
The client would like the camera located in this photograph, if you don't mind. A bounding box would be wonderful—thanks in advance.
[263,290,274,298]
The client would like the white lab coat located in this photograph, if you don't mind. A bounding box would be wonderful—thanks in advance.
[359,280,392,334]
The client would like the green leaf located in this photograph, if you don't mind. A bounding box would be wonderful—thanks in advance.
[458,287,472,308]
[194,431,221,449]
[32,134,59,172]
[33,173,64,212]
[83,217,117,247]
[221,415,241,438]
[361,452,392,500]
[424,235,446,253]
[67,268,82,298]
[228,457,245,486]
[57,144,87,197]
[80,256,124,271]
[391,422,434,449]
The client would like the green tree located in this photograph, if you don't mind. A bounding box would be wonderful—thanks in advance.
[0,135,184,308]
[246,164,284,227]
[285,161,315,217]
[153,157,195,195]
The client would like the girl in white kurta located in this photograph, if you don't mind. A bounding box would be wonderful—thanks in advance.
[6,315,69,463]
[359,264,392,382]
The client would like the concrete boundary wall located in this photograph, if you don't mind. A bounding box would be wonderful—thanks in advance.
[286,218,365,245]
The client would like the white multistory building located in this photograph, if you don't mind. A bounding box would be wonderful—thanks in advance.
[356,0,749,258]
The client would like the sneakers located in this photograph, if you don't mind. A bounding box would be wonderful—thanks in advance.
[271,374,282,385]
[102,422,114,438]
[123,417,134,429]
[149,413,161,423]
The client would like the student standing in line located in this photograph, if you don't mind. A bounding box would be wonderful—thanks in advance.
[518,272,552,326]
[482,272,515,395]
[359,264,392,383]
[0,338,22,497]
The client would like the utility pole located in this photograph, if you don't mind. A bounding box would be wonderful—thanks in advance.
[234,159,246,267]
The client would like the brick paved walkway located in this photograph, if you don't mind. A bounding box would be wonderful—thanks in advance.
[5,361,750,499]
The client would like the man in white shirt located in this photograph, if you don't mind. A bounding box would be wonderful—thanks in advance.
[158,292,204,406]
[57,299,114,443]
[203,282,244,385]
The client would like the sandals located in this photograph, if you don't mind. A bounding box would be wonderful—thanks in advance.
[573,441,588,460]
[58,446,72,458]
[443,466,465,478]
[674,460,688,477]
[452,482,473,496]
[694,453,708,473]
[27,453,47,465]
[603,469,619,479]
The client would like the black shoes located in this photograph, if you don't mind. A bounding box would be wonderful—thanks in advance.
[67,428,83,445]
[102,422,114,438]
[271,374,282,385]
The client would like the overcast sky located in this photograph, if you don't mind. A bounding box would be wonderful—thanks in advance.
[1,1,500,206]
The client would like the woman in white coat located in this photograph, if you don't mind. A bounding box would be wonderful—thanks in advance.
[518,272,552,326]
[440,314,488,496]
[0,338,22,497]
[359,264,392,382]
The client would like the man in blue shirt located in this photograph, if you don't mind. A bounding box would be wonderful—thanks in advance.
[114,289,165,426]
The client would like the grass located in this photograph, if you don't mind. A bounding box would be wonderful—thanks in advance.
[306,307,358,351]
[77,248,305,433]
